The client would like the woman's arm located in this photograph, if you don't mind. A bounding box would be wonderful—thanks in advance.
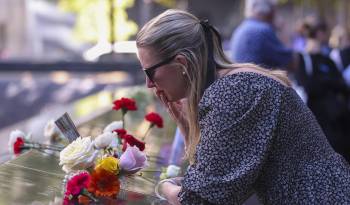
[179,75,283,204]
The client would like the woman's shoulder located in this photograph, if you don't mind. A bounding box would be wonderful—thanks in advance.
[200,71,288,112]
[206,70,287,97]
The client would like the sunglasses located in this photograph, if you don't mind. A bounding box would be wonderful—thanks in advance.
[143,55,176,82]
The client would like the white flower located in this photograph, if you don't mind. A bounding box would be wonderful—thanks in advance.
[103,121,123,133]
[166,165,181,178]
[94,132,116,149]
[8,130,25,154]
[59,137,99,173]
[120,146,147,174]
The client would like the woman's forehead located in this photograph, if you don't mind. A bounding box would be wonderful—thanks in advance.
[137,47,160,67]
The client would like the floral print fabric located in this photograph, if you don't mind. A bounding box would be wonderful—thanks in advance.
[179,72,350,205]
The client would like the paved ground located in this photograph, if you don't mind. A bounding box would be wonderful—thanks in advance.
[0,71,136,130]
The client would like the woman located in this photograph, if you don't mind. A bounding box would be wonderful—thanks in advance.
[136,9,350,204]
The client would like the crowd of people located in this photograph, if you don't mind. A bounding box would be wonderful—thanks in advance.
[136,0,350,204]
[230,0,350,163]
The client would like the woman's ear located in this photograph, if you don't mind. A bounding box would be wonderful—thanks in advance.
[175,54,188,69]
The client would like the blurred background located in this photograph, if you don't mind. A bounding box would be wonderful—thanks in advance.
[1,0,350,133]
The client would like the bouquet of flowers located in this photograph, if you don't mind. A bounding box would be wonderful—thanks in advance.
[59,97,163,204]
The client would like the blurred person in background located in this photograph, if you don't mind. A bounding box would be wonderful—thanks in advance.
[294,17,350,162]
[329,25,350,86]
[230,0,298,71]
[291,20,308,52]
[302,16,331,55]
[292,16,331,56]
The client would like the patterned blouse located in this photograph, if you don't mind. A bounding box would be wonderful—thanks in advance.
[178,72,350,204]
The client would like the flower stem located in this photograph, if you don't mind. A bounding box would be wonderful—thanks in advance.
[29,143,63,152]
[122,109,126,129]
[81,189,98,202]
[141,125,152,141]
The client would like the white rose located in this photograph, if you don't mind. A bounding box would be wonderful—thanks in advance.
[166,165,181,178]
[94,132,116,149]
[103,121,123,133]
[59,137,99,173]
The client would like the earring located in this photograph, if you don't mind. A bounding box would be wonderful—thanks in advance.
[182,70,186,75]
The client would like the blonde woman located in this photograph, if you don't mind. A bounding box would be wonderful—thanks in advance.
[136,9,350,205]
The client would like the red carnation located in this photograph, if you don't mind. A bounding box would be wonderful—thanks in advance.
[63,172,91,205]
[113,98,137,129]
[13,137,24,155]
[121,134,145,152]
[113,98,137,112]
[114,129,127,137]
[66,172,90,196]
[145,112,163,128]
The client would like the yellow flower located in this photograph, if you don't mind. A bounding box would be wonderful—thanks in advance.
[95,156,120,175]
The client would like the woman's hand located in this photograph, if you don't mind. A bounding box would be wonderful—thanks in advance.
[160,182,182,205]
[157,92,189,141]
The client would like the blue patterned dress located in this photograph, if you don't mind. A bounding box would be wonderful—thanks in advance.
[178,72,350,204]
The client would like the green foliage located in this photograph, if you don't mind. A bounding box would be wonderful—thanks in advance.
[154,0,177,8]
[58,0,138,43]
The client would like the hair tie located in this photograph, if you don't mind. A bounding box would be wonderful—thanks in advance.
[199,19,222,49]
[199,19,210,28]
[199,19,216,93]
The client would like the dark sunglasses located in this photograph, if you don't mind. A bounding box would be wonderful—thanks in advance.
[143,55,176,82]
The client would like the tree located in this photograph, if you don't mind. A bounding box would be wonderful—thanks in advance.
[58,0,138,43]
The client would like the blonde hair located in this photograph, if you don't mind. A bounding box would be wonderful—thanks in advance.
[136,9,290,164]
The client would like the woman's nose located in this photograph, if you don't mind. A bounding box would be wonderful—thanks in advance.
[146,77,155,88]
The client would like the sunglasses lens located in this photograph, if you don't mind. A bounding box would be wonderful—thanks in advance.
[143,55,175,82]
[145,70,154,81]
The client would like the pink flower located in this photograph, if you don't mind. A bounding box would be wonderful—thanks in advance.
[65,171,90,196]
[63,195,74,205]
[120,146,147,174]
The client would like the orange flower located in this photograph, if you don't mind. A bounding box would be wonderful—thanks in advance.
[78,195,90,205]
[88,168,120,198]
